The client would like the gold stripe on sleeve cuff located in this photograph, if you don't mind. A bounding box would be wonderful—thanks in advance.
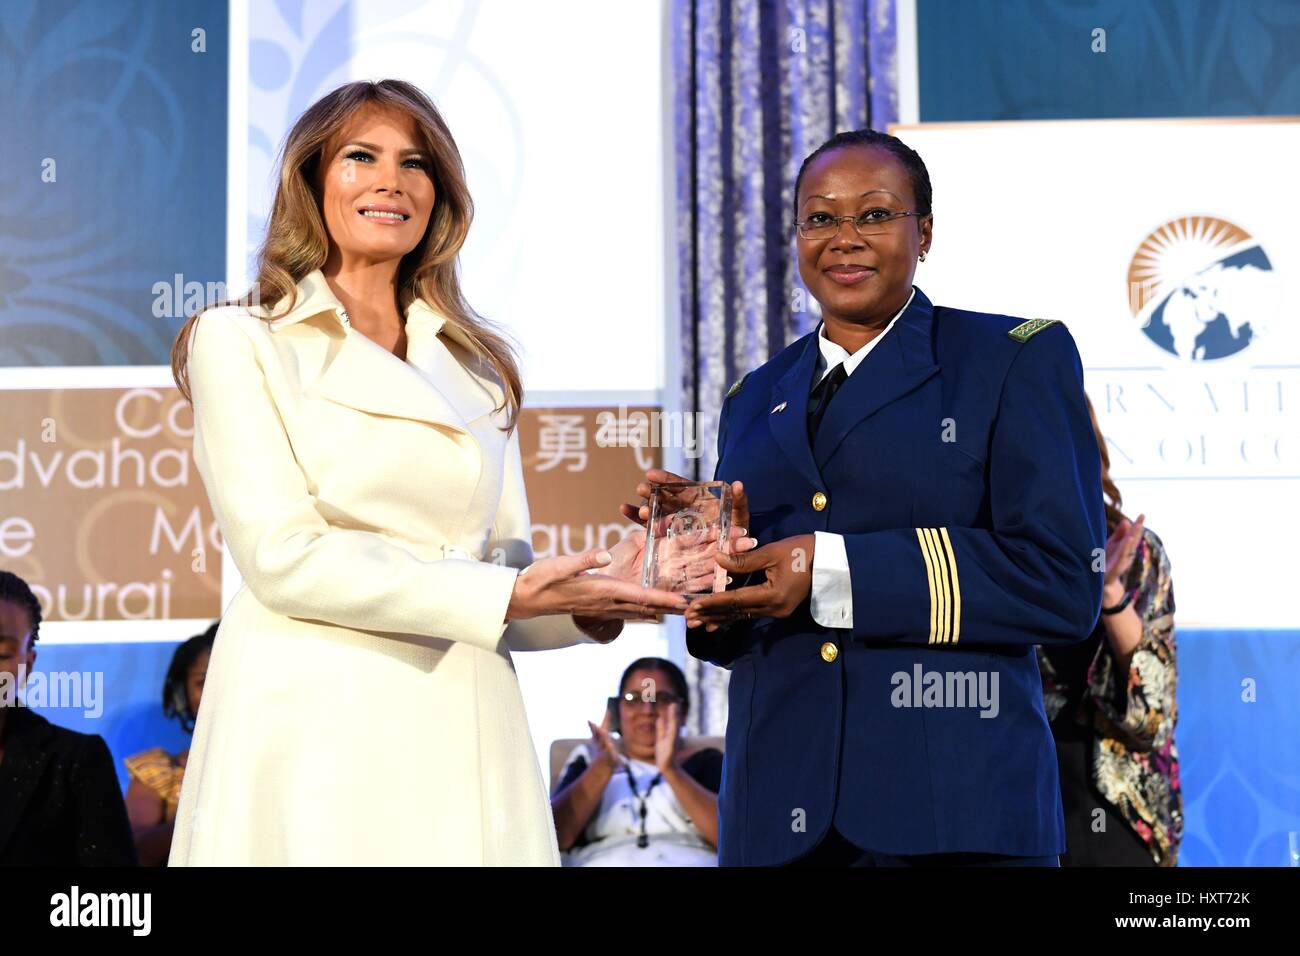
[917,527,960,644]
[916,527,940,644]
[939,527,962,644]
[928,528,953,644]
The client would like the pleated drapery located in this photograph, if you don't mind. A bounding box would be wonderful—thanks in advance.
[672,0,899,734]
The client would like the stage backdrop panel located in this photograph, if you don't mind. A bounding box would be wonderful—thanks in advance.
[893,117,1299,631]
[891,117,1300,865]
[0,0,228,367]
[915,0,1300,123]
[1175,629,1300,867]
[0,385,220,624]
[241,0,670,395]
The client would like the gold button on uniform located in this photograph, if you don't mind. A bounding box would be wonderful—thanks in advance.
[820,641,838,662]
[811,491,828,511]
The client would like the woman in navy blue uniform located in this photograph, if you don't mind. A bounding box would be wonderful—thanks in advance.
[674,130,1106,866]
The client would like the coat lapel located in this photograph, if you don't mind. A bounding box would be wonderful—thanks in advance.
[766,333,825,492]
[264,271,498,435]
[813,287,941,465]
[404,301,501,426]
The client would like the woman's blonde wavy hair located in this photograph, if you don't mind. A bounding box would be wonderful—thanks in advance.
[170,79,522,431]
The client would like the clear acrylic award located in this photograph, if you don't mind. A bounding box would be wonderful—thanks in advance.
[640,481,733,598]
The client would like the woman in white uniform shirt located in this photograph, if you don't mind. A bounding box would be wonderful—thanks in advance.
[166,80,688,865]
[552,658,723,866]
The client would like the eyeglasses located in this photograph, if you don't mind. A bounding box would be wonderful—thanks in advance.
[794,209,928,240]
[617,691,685,708]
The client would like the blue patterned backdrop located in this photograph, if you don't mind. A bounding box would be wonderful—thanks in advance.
[1175,631,1300,867]
[918,0,1300,121]
[31,641,194,792]
[0,0,227,366]
[915,0,1300,867]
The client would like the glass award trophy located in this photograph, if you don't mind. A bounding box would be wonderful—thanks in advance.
[640,481,733,598]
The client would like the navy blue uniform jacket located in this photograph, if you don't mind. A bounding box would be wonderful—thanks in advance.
[687,286,1105,866]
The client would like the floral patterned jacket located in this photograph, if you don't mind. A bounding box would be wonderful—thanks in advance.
[1038,526,1182,865]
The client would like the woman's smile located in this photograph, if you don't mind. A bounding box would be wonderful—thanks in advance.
[824,264,877,285]
[356,202,412,225]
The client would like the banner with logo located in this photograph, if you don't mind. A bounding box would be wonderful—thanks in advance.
[893,118,1298,628]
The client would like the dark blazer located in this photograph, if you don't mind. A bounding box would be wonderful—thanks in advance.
[0,707,138,866]
[688,286,1105,866]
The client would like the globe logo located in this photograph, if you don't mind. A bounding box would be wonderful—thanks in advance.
[1126,216,1279,361]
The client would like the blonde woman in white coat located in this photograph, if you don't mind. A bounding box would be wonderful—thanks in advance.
[166,80,692,865]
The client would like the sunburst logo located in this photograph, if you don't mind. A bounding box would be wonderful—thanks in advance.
[1127,216,1277,361]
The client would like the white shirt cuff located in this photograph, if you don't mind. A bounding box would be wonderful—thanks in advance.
[811,530,853,629]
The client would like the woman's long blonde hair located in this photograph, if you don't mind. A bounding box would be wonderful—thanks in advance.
[170,79,522,431]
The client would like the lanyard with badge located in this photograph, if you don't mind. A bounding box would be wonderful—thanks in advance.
[623,763,663,849]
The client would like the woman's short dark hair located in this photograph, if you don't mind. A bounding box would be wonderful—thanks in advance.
[618,656,691,721]
[0,570,42,647]
[794,128,933,218]
[164,621,218,733]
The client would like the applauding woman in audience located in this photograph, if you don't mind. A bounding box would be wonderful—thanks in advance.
[1038,396,1182,866]
[552,658,722,866]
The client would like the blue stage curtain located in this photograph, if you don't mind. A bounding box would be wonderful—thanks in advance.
[671,0,898,734]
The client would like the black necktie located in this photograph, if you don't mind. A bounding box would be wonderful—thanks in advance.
[808,362,848,445]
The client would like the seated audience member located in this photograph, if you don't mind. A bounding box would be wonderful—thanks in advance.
[124,622,216,866]
[0,570,137,865]
[551,657,722,866]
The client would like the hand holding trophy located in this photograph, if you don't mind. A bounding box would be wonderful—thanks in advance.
[619,469,755,600]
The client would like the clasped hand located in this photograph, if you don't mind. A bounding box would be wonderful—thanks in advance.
[506,531,690,641]
[683,533,816,631]
[621,469,813,633]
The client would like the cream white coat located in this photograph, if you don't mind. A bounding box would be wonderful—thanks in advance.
[169,270,594,866]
